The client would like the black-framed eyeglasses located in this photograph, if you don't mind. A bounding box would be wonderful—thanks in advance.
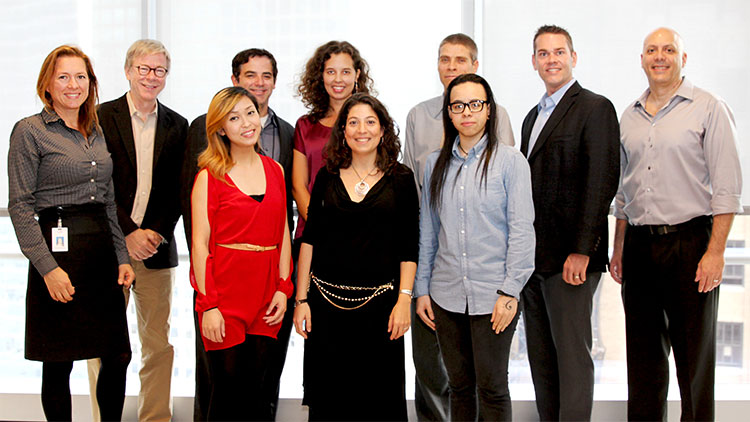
[135,65,168,78]
[448,100,488,114]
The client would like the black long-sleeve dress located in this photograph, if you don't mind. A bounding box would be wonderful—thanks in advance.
[302,164,419,421]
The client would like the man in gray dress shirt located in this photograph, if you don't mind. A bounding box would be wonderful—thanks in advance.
[402,33,514,421]
[610,27,742,421]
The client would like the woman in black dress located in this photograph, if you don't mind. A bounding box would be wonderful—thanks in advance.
[8,45,134,421]
[293,93,418,421]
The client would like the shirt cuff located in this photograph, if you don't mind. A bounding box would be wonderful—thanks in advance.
[711,194,743,216]
[33,254,59,277]
[414,276,429,298]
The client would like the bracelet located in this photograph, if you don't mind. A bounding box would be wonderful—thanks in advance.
[399,289,413,297]
[496,289,515,299]
[295,298,308,307]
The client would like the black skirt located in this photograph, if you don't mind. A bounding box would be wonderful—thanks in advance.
[25,204,130,362]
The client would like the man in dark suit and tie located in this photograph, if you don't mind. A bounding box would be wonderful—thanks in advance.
[181,48,295,421]
[89,39,187,422]
[520,25,620,421]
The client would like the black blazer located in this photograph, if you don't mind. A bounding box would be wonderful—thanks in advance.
[180,109,295,249]
[98,94,188,269]
[520,82,620,274]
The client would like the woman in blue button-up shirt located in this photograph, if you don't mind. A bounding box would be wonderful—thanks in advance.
[415,73,535,421]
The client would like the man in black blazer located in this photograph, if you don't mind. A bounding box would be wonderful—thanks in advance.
[181,48,295,421]
[520,25,619,421]
[89,39,187,422]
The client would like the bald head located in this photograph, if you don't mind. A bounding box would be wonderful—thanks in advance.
[641,27,687,90]
[643,27,685,55]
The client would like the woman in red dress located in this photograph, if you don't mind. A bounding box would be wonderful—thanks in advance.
[190,86,293,421]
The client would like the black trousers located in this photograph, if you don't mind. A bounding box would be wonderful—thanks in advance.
[522,271,601,421]
[622,216,717,421]
[261,240,299,419]
[206,334,274,421]
[193,243,297,422]
[192,293,211,422]
[411,301,450,421]
[432,300,518,422]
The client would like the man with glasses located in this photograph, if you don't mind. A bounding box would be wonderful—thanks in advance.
[519,25,620,421]
[89,39,188,422]
[402,33,514,421]
[181,48,295,421]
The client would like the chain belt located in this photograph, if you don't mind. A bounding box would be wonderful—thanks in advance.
[311,273,393,311]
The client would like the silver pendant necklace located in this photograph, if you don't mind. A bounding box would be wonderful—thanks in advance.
[351,165,378,197]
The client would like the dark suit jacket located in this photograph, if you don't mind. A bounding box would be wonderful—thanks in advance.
[520,82,620,274]
[180,109,295,249]
[98,94,188,269]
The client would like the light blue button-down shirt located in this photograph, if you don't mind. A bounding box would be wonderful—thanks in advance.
[414,134,536,314]
[526,78,577,156]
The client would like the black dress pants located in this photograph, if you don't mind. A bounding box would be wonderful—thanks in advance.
[622,216,717,421]
[193,292,211,422]
[206,334,274,421]
[432,301,518,422]
[522,271,601,421]
[411,301,450,421]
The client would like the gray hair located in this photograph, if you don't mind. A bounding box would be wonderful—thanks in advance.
[124,39,171,70]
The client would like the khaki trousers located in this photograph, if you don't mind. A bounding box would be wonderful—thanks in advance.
[88,261,175,422]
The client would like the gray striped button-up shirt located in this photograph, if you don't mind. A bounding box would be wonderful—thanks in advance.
[8,108,129,275]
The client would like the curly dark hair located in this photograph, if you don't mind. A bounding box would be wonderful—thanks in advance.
[325,93,400,175]
[296,41,374,123]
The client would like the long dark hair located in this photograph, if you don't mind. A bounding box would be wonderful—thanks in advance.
[296,41,374,123]
[429,73,499,210]
[325,93,400,175]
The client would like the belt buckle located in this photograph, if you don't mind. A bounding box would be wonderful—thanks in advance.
[647,225,671,235]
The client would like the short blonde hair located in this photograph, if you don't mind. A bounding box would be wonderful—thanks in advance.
[124,39,170,70]
[198,87,259,183]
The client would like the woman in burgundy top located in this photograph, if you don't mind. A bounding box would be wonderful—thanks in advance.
[291,40,375,241]
[191,87,293,421]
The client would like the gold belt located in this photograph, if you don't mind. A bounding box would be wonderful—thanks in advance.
[311,273,393,311]
[217,243,277,252]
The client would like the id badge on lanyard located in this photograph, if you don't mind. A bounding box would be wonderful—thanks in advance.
[51,209,69,252]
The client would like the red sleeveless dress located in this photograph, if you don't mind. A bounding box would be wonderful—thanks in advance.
[191,155,293,351]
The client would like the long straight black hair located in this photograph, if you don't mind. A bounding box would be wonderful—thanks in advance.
[428,73,499,210]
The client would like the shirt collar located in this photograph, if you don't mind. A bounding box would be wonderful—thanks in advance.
[126,91,158,120]
[451,133,488,160]
[428,95,444,119]
[263,107,278,130]
[634,77,693,110]
[41,107,62,124]
[41,107,100,139]
[537,78,576,112]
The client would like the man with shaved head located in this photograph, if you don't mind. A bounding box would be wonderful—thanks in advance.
[611,28,742,421]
